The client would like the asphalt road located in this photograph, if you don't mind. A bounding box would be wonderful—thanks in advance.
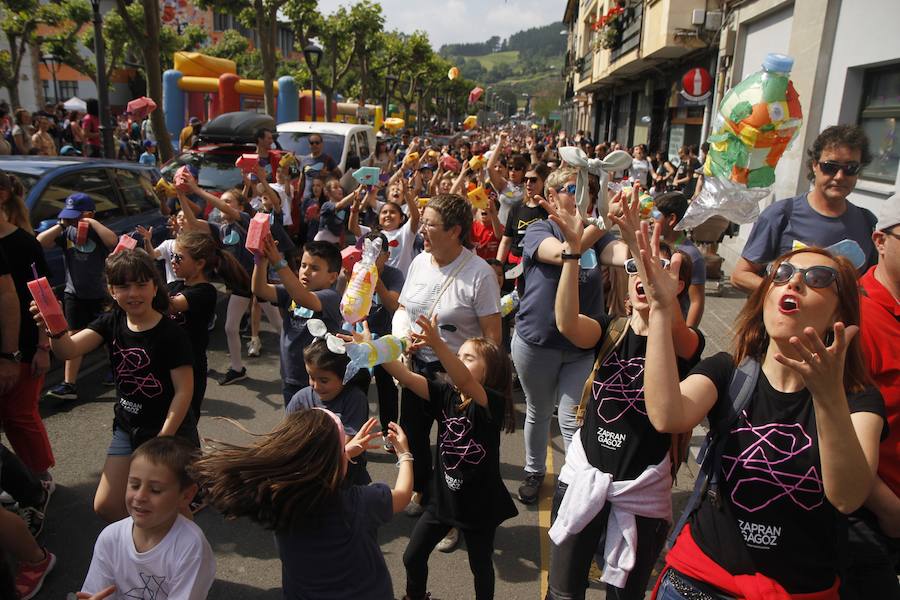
[25,275,747,599]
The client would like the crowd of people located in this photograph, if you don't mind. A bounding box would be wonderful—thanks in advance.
[0,114,895,600]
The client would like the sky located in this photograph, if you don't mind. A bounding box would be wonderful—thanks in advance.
[313,0,564,50]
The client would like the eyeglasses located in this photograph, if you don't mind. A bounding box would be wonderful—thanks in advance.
[817,161,862,177]
[510,166,525,172]
[171,252,184,264]
[524,176,539,183]
[768,262,839,288]
[420,220,445,231]
[624,257,670,275]
[556,183,577,195]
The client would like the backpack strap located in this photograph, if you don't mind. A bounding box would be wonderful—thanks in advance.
[666,357,760,548]
[574,316,629,427]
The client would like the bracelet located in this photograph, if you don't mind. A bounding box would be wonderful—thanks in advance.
[396,452,413,467]
[48,330,66,340]
[272,258,288,271]
[561,252,582,261]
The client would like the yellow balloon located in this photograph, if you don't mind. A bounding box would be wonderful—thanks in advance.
[448,67,460,80]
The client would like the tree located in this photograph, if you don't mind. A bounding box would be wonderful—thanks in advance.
[0,0,59,107]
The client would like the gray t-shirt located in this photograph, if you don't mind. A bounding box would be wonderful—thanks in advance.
[301,152,337,197]
[276,285,342,386]
[676,238,706,318]
[516,220,614,351]
[57,224,110,299]
[285,385,369,436]
[741,193,878,269]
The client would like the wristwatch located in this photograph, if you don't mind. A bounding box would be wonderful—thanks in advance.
[0,351,22,363]
[272,258,288,271]
[560,252,582,261]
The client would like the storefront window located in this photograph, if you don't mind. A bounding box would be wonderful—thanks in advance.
[859,65,900,183]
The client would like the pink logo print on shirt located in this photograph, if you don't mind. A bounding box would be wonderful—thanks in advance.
[113,341,163,399]
[440,411,486,472]
[722,415,824,513]
[593,352,646,423]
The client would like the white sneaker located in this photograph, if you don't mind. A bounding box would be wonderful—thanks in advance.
[247,337,262,357]
[436,527,459,553]
[404,494,425,517]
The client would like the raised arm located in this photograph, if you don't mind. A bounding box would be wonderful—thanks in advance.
[251,235,280,303]
[259,234,322,311]
[31,302,105,359]
[36,223,62,249]
[413,315,487,407]
[85,217,118,250]
[385,422,414,513]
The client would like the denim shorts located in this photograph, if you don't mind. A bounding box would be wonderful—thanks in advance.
[107,427,133,457]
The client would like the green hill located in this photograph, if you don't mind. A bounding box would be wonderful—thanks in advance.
[466,50,520,70]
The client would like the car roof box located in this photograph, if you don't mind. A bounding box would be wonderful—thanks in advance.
[198,112,276,144]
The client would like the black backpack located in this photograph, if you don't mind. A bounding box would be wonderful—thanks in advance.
[667,358,761,547]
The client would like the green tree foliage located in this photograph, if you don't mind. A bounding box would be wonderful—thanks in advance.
[506,22,566,60]
[439,35,500,58]
[0,0,61,107]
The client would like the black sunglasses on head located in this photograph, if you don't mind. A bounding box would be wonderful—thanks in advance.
[768,261,839,288]
[817,160,861,177]
[524,176,539,183]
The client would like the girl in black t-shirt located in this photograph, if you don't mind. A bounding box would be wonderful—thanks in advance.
[378,317,517,600]
[543,191,703,600]
[639,234,884,599]
[168,231,249,420]
[34,249,196,523]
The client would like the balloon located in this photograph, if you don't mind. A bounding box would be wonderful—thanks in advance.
[448,67,460,80]
[384,117,404,132]
[468,87,484,104]
[463,115,478,130]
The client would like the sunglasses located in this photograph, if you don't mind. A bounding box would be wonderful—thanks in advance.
[556,183,578,195]
[624,257,670,275]
[817,161,861,177]
[524,176,539,183]
[309,140,322,145]
[768,261,838,288]
[510,166,525,172]
[171,252,184,264]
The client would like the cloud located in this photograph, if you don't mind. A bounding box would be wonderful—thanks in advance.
[314,0,563,49]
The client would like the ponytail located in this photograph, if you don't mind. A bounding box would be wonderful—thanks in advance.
[214,248,251,292]
[175,230,251,293]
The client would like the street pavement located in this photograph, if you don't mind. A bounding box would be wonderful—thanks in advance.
[27,243,748,600]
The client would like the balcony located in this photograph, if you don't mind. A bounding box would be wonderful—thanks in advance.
[609,2,643,62]
[579,53,594,80]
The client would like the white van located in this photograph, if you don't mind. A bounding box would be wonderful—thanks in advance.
[276,121,377,191]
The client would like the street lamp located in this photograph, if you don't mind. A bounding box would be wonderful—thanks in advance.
[89,0,114,158]
[41,54,60,106]
[415,81,424,135]
[384,73,398,119]
[522,93,531,116]
[303,42,323,122]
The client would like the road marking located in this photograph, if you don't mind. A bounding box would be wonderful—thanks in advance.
[539,443,555,599]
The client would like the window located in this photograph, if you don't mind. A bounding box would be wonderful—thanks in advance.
[59,81,78,99]
[213,12,232,31]
[115,169,159,216]
[32,169,121,228]
[356,132,371,160]
[278,27,294,57]
[859,64,900,183]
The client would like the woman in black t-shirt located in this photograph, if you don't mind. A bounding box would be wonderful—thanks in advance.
[168,231,249,420]
[640,239,884,599]
[35,249,197,523]
[544,192,704,599]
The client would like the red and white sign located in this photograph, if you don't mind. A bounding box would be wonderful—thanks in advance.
[680,67,712,102]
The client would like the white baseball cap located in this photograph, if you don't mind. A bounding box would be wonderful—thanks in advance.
[876,194,900,231]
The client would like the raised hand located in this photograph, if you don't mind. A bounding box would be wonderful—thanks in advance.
[346,417,382,459]
[76,587,117,600]
[261,233,282,264]
[136,225,153,243]
[540,192,582,251]
[411,314,443,350]
[386,421,410,454]
[773,323,859,401]
[608,186,641,251]
[635,220,682,311]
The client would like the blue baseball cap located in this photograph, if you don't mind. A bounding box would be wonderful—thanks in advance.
[58,193,95,219]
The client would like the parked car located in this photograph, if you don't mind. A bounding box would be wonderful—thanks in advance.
[0,156,167,288]
[276,121,376,190]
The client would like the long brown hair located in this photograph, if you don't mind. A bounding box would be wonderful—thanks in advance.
[732,247,870,393]
[175,230,250,292]
[459,337,515,432]
[190,410,345,531]
[0,171,32,234]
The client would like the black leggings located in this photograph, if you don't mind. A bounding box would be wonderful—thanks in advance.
[0,443,43,507]
[841,513,900,600]
[403,509,498,600]
[399,359,444,504]
[546,481,669,600]
[374,364,398,433]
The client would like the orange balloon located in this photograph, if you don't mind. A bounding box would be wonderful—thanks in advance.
[448,67,460,80]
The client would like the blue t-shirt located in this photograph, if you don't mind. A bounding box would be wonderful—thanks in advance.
[516,220,614,351]
[285,385,369,436]
[741,193,878,269]
[274,483,394,600]
[138,152,156,166]
[368,265,404,336]
[56,223,110,299]
[318,201,348,237]
[275,285,342,387]
[219,212,254,275]
[300,153,337,196]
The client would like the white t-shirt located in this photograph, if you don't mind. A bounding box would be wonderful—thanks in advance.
[383,220,416,275]
[81,515,216,600]
[154,239,181,284]
[269,182,293,227]
[498,180,525,226]
[630,158,651,188]
[394,247,500,363]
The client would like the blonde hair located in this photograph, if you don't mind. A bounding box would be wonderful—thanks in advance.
[546,166,578,192]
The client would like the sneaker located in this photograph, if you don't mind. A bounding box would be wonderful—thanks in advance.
[15,548,56,600]
[247,337,262,357]
[44,382,77,401]
[0,490,15,509]
[219,367,247,386]
[19,504,45,538]
[517,472,544,505]
[436,527,459,553]
[404,493,425,517]
[102,370,115,386]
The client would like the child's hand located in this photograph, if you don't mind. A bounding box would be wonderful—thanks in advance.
[76,586,117,600]
[350,320,373,344]
[136,225,153,242]
[346,417,381,459]
[386,421,410,454]
[261,233,282,264]
[411,314,442,350]
[29,300,48,333]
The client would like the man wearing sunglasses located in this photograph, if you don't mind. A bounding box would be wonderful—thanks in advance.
[486,132,528,225]
[732,125,878,293]
[843,198,900,599]
[299,133,338,199]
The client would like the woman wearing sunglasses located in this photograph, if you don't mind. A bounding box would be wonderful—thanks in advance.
[544,192,703,600]
[638,232,884,600]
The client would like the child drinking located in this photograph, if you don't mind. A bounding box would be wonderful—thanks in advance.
[79,436,215,599]
[33,249,196,522]
[378,316,518,600]
[192,410,413,600]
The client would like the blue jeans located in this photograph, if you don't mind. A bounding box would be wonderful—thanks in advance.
[655,571,734,600]
[511,332,595,475]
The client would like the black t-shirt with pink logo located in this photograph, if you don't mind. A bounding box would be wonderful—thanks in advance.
[688,352,885,593]
[88,310,194,434]
[426,379,518,529]
[581,318,704,481]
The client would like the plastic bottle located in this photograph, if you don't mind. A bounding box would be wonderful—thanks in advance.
[500,290,519,317]
[346,335,408,371]
[340,238,381,324]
